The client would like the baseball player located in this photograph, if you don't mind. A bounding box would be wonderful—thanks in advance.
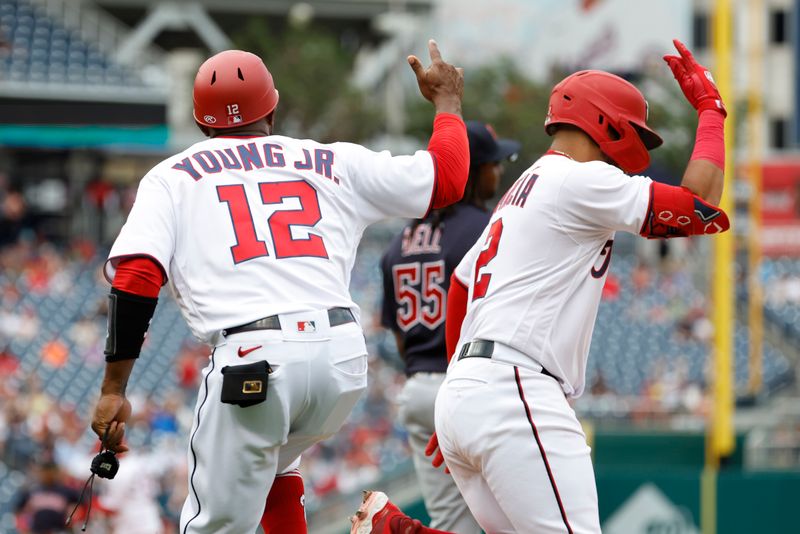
[380,121,519,533]
[88,40,470,534]
[351,39,729,534]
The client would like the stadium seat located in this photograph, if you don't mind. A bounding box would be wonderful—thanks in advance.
[0,0,145,87]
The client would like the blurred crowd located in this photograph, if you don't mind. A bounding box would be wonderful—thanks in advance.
[576,257,713,422]
[0,352,188,533]
[579,358,709,425]
[0,236,186,532]
[765,273,800,307]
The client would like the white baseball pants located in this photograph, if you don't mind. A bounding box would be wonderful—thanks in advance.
[434,343,601,534]
[398,372,481,534]
[179,309,368,534]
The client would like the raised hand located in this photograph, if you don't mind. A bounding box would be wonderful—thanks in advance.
[663,39,726,116]
[408,40,464,116]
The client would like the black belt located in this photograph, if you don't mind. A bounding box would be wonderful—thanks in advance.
[223,307,355,337]
[457,340,559,381]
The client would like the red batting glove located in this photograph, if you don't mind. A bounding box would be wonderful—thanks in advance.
[424,432,449,474]
[663,39,726,117]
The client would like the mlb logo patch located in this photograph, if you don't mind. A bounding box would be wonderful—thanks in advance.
[228,115,243,125]
[297,321,316,332]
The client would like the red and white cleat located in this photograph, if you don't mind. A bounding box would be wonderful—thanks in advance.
[350,491,392,534]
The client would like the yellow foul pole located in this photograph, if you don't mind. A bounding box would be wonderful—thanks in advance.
[702,3,736,533]
[709,0,736,467]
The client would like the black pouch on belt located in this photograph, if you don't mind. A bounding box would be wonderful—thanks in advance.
[220,360,270,407]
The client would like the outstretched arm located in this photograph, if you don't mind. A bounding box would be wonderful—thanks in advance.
[409,40,469,210]
[349,40,467,221]
[637,39,730,240]
[664,39,727,205]
[682,152,724,205]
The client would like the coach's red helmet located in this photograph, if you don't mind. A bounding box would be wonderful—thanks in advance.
[193,50,279,129]
[544,70,662,174]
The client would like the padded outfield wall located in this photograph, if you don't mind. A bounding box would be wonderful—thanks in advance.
[389,431,800,534]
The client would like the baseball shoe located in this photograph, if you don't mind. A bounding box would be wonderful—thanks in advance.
[350,491,442,534]
[349,491,394,534]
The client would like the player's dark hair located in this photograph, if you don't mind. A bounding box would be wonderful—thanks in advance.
[548,123,582,136]
[550,123,606,144]
[411,164,483,231]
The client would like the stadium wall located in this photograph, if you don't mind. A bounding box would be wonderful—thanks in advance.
[387,431,800,534]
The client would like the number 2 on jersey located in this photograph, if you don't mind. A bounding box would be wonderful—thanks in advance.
[472,218,504,301]
[217,180,329,264]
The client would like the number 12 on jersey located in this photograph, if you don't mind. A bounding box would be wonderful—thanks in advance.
[217,180,329,264]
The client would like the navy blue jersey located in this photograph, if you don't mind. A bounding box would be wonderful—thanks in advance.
[381,203,491,375]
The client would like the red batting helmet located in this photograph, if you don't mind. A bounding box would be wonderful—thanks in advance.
[193,50,279,129]
[544,70,662,174]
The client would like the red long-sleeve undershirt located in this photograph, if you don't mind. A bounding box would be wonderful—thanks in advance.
[427,113,470,210]
[445,273,469,362]
[112,257,163,298]
[690,110,725,170]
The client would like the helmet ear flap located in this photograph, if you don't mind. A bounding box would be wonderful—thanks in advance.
[605,122,621,141]
[597,120,651,174]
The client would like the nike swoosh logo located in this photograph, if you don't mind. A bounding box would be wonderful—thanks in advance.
[237,345,262,358]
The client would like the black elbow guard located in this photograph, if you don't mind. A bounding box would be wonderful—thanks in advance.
[104,288,158,362]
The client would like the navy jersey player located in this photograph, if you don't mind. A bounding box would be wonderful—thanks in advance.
[379,121,519,533]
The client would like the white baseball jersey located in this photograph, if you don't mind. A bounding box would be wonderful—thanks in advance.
[453,153,653,397]
[105,135,436,342]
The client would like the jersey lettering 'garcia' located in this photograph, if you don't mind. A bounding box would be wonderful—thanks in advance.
[105,134,437,343]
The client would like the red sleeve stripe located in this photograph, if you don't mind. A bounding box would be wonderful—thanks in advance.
[427,113,469,210]
[104,254,168,286]
[690,110,725,170]
[445,271,469,362]
[424,151,440,218]
[112,256,164,298]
